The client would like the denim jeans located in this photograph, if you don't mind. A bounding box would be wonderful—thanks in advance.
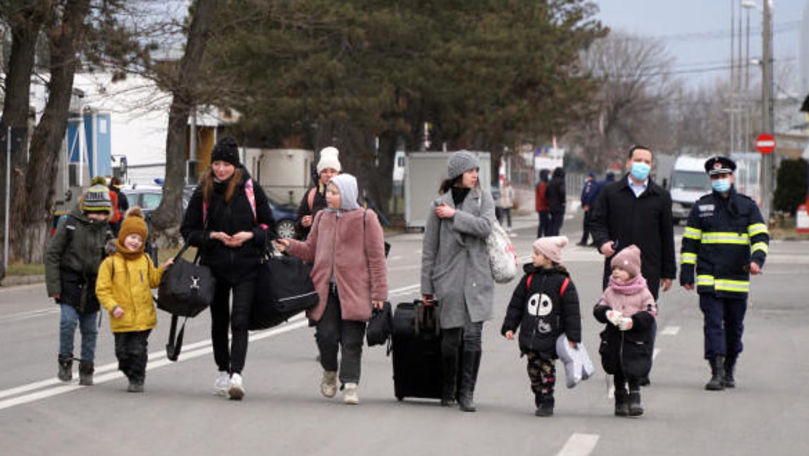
[59,304,99,362]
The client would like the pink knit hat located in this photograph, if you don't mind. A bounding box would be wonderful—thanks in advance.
[611,245,642,278]
[532,236,568,265]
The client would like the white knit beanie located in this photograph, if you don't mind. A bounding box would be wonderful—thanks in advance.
[317,147,342,173]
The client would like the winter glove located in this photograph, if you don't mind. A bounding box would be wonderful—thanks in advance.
[618,317,633,331]
[606,310,623,326]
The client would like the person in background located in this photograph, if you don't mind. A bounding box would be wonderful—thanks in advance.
[108,176,129,236]
[296,146,341,239]
[499,178,515,232]
[45,177,114,386]
[679,156,768,391]
[577,173,597,246]
[545,167,566,236]
[535,169,550,238]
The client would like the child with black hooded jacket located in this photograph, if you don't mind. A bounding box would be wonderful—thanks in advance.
[501,236,581,417]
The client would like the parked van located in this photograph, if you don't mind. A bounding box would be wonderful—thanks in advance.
[669,156,710,224]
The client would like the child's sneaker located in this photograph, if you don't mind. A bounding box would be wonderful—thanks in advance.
[342,383,359,405]
[534,396,554,417]
[228,373,245,400]
[320,370,337,398]
[214,371,230,396]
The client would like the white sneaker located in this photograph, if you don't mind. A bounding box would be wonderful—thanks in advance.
[228,373,245,400]
[320,370,337,398]
[214,371,230,396]
[342,382,359,405]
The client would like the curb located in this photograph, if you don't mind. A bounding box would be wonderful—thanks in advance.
[0,274,45,287]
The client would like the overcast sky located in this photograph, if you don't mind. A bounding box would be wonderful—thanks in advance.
[594,0,807,91]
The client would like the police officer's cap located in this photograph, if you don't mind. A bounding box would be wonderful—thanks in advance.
[704,156,736,176]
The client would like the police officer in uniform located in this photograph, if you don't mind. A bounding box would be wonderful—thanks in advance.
[679,156,768,391]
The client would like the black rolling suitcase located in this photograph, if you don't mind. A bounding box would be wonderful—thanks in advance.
[391,300,444,401]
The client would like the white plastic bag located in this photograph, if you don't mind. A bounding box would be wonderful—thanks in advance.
[486,220,518,283]
[556,333,595,389]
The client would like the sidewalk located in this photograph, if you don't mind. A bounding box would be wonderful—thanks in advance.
[0,274,45,287]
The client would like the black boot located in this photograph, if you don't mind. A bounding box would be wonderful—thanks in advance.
[78,361,94,386]
[534,394,554,417]
[723,355,737,388]
[628,389,644,416]
[440,352,459,406]
[458,350,481,412]
[57,357,73,382]
[614,388,629,417]
[705,356,725,391]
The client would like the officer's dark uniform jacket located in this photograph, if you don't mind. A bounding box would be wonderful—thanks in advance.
[679,186,768,299]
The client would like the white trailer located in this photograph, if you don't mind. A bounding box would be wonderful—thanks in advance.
[404,151,491,229]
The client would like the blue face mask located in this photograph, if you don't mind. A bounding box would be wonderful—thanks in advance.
[711,178,731,193]
[630,162,650,181]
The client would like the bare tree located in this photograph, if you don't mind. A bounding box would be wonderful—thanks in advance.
[149,0,218,247]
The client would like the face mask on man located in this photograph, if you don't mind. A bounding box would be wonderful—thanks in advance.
[711,177,731,193]
[630,162,650,181]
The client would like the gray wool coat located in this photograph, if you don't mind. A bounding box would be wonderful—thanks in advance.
[421,187,495,329]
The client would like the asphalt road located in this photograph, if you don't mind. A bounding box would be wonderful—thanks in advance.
[1,212,808,456]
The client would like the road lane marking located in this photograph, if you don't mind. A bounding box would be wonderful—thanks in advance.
[653,348,660,360]
[556,433,599,456]
[0,308,59,323]
[661,326,680,336]
[0,316,308,411]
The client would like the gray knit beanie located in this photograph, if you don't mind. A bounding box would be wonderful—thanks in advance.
[447,150,480,180]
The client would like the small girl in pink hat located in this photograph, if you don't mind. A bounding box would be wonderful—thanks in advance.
[593,245,657,417]
[501,235,581,417]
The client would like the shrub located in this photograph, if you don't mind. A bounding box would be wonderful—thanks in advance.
[773,158,808,215]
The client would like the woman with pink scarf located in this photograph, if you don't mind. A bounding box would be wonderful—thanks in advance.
[593,245,657,418]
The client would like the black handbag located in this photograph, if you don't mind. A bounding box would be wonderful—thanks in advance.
[366,301,393,347]
[157,244,216,361]
[250,250,318,330]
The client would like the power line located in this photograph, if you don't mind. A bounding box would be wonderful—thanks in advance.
[651,21,800,41]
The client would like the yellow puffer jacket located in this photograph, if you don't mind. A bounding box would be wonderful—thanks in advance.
[95,253,164,333]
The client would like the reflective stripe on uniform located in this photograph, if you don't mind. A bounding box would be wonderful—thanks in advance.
[681,252,697,265]
[684,227,702,240]
[714,279,750,293]
[747,223,768,237]
[701,232,750,245]
[751,242,768,255]
[696,275,715,286]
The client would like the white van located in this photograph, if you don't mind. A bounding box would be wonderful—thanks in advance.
[669,156,711,224]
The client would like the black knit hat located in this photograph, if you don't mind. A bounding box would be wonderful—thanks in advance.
[211,137,240,166]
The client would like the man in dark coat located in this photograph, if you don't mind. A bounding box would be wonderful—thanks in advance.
[577,172,597,246]
[545,167,566,236]
[590,146,676,300]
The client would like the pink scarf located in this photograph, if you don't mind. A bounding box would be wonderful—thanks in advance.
[600,275,657,318]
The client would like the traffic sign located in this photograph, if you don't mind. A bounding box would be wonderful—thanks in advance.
[755,133,776,154]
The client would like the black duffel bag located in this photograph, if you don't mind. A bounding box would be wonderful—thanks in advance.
[250,250,319,330]
[157,244,215,361]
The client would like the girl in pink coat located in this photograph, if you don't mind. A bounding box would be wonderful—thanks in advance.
[593,245,657,417]
[275,174,387,405]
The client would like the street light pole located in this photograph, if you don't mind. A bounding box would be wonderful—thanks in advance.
[761,0,774,219]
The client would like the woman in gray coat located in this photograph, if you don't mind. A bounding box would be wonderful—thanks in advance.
[421,151,495,412]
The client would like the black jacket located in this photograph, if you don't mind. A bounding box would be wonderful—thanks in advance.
[679,187,768,299]
[545,168,566,213]
[589,174,675,298]
[593,303,655,379]
[295,185,328,239]
[501,264,581,357]
[180,169,276,283]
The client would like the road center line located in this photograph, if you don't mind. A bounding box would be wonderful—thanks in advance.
[556,433,599,456]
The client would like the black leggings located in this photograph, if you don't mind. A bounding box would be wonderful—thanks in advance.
[210,275,256,374]
[115,329,151,383]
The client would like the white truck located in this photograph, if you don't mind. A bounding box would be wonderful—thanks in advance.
[669,155,711,224]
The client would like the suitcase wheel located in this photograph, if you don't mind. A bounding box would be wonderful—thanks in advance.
[396,396,403,401]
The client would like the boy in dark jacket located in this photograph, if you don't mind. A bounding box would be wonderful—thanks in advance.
[45,178,114,385]
[593,245,657,417]
[502,236,582,417]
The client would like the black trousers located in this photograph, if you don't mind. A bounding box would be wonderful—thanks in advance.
[537,212,550,237]
[316,287,366,384]
[580,209,591,244]
[699,293,747,359]
[210,274,256,374]
[548,211,564,236]
[115,329,151,384]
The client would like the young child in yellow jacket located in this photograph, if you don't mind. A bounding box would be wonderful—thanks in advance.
[96,207,172,392]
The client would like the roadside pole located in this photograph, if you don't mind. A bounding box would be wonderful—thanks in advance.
[761,0,774,220]
[4,126,10,271]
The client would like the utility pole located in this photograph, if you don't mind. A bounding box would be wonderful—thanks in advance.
[761,0,774,219]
